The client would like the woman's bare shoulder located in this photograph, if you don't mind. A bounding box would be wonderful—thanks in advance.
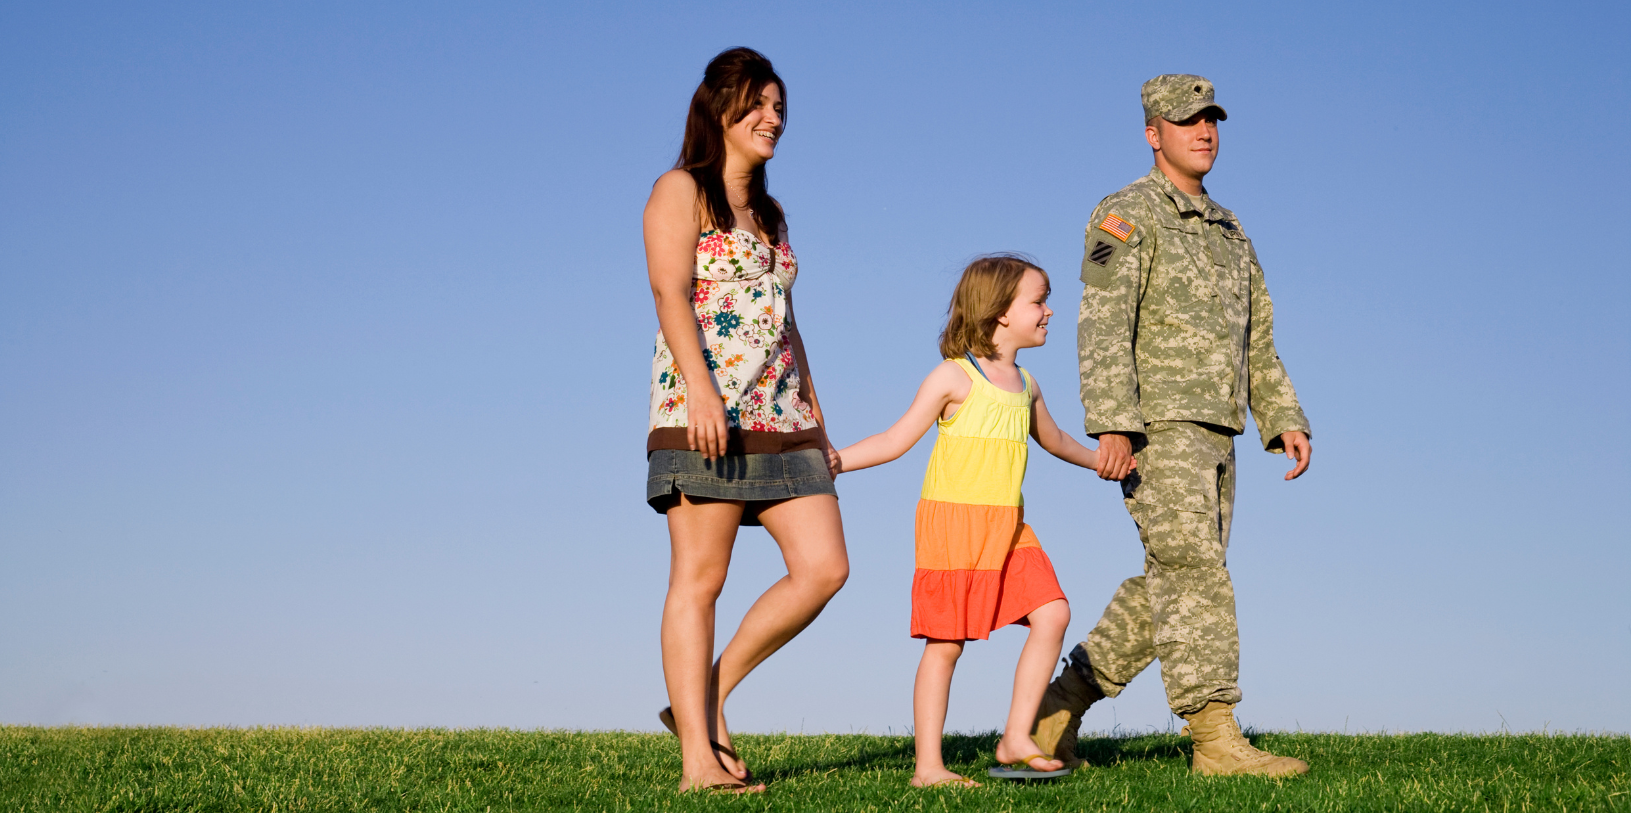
[646,170,702,230]
[650,169,698,198]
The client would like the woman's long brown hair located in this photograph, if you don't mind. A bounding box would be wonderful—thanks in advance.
[676,47,786,244]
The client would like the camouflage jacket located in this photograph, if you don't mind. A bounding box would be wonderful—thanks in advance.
[1077,167,1310,452]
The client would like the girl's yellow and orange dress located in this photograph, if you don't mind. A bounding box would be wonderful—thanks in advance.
[913,358,1067,641]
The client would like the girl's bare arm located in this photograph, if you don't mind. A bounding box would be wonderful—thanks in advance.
[835,361,970,474]
[1030,377,1116,471]
[645,170,728,458]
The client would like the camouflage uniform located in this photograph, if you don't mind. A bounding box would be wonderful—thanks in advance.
[1074,162,1310,716]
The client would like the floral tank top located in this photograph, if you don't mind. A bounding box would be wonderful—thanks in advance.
[647,227,821,455]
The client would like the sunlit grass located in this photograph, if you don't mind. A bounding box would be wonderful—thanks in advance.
[2,725,1625,811]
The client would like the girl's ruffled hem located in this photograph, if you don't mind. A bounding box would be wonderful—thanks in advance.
[909,546,1065,641]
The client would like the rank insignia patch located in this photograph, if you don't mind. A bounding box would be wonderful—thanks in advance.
[1100,213,1134,241]
[1087,240,1116,266]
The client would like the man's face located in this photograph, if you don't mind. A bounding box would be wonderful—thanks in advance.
[1146,111,1219,181]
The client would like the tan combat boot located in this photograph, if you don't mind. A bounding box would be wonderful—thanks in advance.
[1031,665,1104,769]
[1181,702,1309,777]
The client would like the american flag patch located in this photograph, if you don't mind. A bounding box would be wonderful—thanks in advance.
[1100,213,1134,241]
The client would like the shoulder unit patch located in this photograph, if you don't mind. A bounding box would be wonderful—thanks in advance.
[1100,213,1134,242]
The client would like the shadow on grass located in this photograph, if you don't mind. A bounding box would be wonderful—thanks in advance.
[943,730,1197,769]
[744,737,916,784]
[1073,729,1295,768]
[1073,733,1189,767]
[940,730,1193,769]
[743,730,1197,783]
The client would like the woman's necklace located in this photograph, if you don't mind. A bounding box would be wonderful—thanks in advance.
[727,183,754,215]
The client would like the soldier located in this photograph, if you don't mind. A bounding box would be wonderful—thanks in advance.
[1032,75,1313,777]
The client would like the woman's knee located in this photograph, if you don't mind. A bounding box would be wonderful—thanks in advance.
[791,553,848,598]
[669,563,730,602]
[816,558,849,597]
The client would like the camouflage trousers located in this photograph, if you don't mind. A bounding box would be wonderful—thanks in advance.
[1072,421,1242,716]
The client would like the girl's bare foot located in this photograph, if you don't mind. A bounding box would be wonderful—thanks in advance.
[994,733,1064,772]
[911,767,981,788]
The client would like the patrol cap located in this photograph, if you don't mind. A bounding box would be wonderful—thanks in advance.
[1141,74,1228,124]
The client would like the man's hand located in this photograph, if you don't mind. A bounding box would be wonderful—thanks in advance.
[1279,430,1311,480]
[1095,432,1136,481]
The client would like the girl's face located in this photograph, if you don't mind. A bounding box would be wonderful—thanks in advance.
[723,83,784,165]
[997,268,1053,350]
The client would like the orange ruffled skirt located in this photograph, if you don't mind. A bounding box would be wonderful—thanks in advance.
[910,499,1066,640]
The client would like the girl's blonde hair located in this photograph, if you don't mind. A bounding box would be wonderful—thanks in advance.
[938,254,1050,359]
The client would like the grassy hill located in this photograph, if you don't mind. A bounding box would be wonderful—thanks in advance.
[2,726,1625,811]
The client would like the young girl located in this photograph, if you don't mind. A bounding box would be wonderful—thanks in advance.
[835,255,1120,787]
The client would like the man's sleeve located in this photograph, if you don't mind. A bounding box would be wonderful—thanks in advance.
[1078,201,1149,440]
[1245,245,1311,452]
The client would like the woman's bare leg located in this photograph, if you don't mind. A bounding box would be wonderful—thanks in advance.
[705,494,848,777]
[994,599,1071,771]
[912,639,978,787]
[661,493,763,793]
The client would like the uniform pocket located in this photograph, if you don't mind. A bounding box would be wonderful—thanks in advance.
[1120,424,1220,513]
[1153,225,1214,306]
[1123,469,1213,514]
[1212,229,1250,301]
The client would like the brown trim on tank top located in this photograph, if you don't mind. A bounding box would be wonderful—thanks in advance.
[647,426,824,456]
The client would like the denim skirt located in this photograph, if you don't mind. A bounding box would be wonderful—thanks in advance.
[647,448,837,527]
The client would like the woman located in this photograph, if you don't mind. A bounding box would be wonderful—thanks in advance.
[643,47,848,794]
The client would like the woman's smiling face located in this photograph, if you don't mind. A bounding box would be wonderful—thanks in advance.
[723,83,783,164]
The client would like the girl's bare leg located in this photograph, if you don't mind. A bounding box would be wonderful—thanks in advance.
[706,494,849,779]
[661,494,764,793]
[994,599,1071,771]
[912,639,978,787]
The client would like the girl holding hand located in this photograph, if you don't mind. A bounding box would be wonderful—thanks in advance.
[835,255,1124,787]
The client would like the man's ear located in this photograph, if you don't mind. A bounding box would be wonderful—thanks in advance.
[1145,120,1162,152]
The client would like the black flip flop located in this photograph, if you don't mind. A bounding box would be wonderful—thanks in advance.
[658,706,754,781]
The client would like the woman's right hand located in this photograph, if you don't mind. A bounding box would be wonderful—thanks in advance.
[687,391,730,460]
[647,169,727,461]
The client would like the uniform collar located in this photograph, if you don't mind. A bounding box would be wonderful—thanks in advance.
[1148,166,1218,218]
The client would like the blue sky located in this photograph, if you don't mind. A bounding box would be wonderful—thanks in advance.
[2,1,1627,736]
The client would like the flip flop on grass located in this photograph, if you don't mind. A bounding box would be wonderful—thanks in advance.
[658,707,752,780]
[987,754,1072,780]
[677,778,766,795]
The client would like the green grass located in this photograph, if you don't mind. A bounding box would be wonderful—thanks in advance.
[2,726,1625,812]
